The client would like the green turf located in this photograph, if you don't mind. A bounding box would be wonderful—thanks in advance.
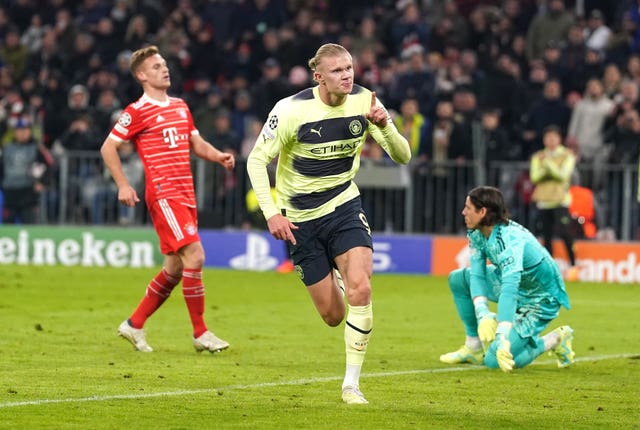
[0,265,638,429]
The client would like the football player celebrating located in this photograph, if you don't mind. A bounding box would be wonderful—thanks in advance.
[247,43,411,404]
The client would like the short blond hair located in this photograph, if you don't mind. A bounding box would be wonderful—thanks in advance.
[130,45,159,79]
[308,43,351,72]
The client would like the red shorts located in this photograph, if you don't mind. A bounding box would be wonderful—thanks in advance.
[149,199,200,254]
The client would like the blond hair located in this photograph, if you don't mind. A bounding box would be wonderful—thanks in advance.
[308,43,351,75]
[129,45,159,79]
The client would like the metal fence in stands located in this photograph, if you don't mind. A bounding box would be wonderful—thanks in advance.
[31,151,640,242]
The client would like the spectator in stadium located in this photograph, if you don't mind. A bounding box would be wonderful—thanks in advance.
[20,13,46,54]
[87,67,119,106]
[24,26,64,78]
[440,186,574,372]
[123,14,149,52]
[93,88,121,135]
[40,70,67,147]
[184,14,219,82]
[525,0,573,61]
[208,108,242,156]
[0,118,54,224]
[477,108,514,166]
[183,74,215,111]
[247,43,411,404]
[521,78,572,156]
[567,78,615,188]
[393,96,429,159]
[606,107,640,164]
[0,25,29,82]
[56,114,100,152]
[529,125,577,275]
[562,23,587,72]
[113,49,139,104]
[449,86,477,162]
[92,16,120,64]
[207,108,242,227]
[606,11,640,67]
[75,0,110,33]
[253,28,285,69]
[541,40,570,91]
[100,45,235,354]
[601,62,624,99]
[572,47,606,94]
[351,15,386,58]
[584,9,612,55]
[252,57,293,121]
[230,89,257,141]
[51,113,102,223]
[60,84,95,132]
[389,1,430,57]
[418,98,457,232]
[192,86,225,139]
[389,43,436,115]
[483,53,522,126]
[64,31,96,83]
[611,79,640,119]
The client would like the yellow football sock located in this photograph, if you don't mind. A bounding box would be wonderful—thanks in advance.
[343,303,373,388]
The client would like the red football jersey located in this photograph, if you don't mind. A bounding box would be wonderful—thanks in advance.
[109,94,198,207]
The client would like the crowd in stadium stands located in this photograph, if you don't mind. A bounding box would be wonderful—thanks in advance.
[1,0,639,226]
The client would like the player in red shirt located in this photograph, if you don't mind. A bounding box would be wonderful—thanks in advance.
[101,45,235,353]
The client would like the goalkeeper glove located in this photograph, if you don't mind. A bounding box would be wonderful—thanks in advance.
[495,322,515,373]
[474,299,497,345]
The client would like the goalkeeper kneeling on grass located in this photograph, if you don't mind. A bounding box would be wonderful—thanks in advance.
[440,186,575,372]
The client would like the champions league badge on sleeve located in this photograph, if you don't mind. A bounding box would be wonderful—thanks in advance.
[118,112,132,127]
[268,114,278,129]
[262,114,278,139]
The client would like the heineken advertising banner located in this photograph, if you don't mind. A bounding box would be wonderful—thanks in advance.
[0,225,161,267]
[0,226,432,274]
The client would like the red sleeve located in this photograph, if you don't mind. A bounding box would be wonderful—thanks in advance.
[110,104,145,141]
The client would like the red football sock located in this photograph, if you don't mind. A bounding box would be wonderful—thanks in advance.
[129,269,181,328]
[182,268,207,338]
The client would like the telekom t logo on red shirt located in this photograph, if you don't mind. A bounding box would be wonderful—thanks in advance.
[163,127,179,148]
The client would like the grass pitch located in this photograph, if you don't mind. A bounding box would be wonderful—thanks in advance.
[0,265,638,429]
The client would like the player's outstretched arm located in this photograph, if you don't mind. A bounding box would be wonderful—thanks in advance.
[100,136,139,207]
[366,91,411,165]
[190,134,235,170]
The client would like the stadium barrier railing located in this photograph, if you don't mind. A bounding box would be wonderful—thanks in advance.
[38,151,640,241]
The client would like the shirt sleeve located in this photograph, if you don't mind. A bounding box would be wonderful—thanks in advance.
[109,106,144,143]
[495,227,525,323]
[468,232,489,298]
[246,108,287,221]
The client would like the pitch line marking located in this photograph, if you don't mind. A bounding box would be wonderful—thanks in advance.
[0,353,637,409]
